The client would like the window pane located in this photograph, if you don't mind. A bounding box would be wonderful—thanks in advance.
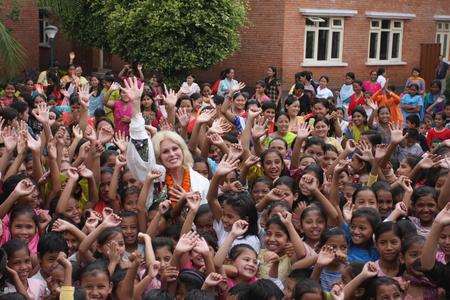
[392,32,400,58]
[369,32,378,59]
[371,20,380,28]
[394,21,402,28]
[445,23,449,30]
[305,31,315,59]
[332,19,342,27]
[380,31,389,60]
[317,30,328,60]
[438,23,443,30]
[331,31,340,59]
[381,19,390,29]
[437,34,441,44]
[319,18,330,28]
[444,34,448,58]
[306,18,314,26]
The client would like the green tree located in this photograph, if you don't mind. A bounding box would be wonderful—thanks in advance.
[41,0,247,83]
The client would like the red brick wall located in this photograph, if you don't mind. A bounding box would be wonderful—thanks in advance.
[0,0,39,74]
[196,0,450,91]
[194,0,286,87]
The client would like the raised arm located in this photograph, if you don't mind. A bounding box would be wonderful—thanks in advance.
[291,123,311,169]
[0,179,34,219]
[214,220,248,274]
[207,155,239,221]
[137,170,161,233]
[279,212,307,260]
[421,203,450,270]
[56,168,79,216]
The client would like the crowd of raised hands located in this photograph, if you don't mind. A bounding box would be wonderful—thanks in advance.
[0,61,450,300]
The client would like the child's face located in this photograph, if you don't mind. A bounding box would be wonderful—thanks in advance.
[304,145,324,162]
[193,98,203,111]
[122,171,141,190]
[65,197,81,224]
[11,214,36,242]
[63,231,79,256]
[5,84,15,97]
[269,139,287,158]
[338,172,350,189]
[430,84,440,94]
[8,247,32,283]
[313,103,328,118]
[251,182,271,204]
[234,249,258,280]
[350,216,373,245]
[343,185,355,202]
[100,172,113,201]
[121,216,138,246]
[403,241,424,276]
[141,95,153,108]
[435,115,445,128]
[222,203,242,232]
[283,277,297,300]
[274,184,296,208]
[376,190,393,219]
[46,264,65,298]
[265,223,289,255]
[123,193,138,213]
[438,225,450,257]
[396,160,412,177]
[234,95,246,111]
[190,249,205,268]
[409,86,418,96]
[262,152,283,180]
[413,195,438,225]
[195,211,214,237]
[445,105,450,118]
[155,246,173,270]
[326,234,348,262]
[352,112,365,126]
[354,190,378,211]
[298,157,316,171]
[314,121,329,139]
[378,108,390,124]
[193,161,209,179]
[376,230,401,262]
[301,210,326,242]
[101,233,125,257]
[81,272,112,300]
[322,150,338,170]
[375,284,403,300]
[345,76,353,85]
[276,115,290,133]
[40,251,60,277]
[263,108,276,121]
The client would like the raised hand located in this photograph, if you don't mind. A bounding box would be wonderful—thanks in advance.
[398,176,413,194]
[435,202,450,226]
[16,131,27,155]
[207,131,224,146]
[2,126,18,152]
[389,122,407,144]
[193,236,210,255]
[228,143,244,161]
[330,282,345,300]
[84,125,97,142]
[296,122,312,140]
[32,102,50,124]
[162,89,177,107]
[52,218,73,232]
[344,139,356,153]
[300,174,319,193]
[102,213,122,228]
[106,241,121,263]
[176,108,191,128]
[121,77,144,103]
[113,131,129,153]
[158,200,171,215]
[418,153,443,169]
[247,107,262,119]
[186,192,201,212]
[14,179,34,197]
[67,167,79,181]
[361,261,379,279]
[215,154,239,177]
[176,232,198,252]
[146,169,162,181]
[342,200,354,223]
[231,220,248,237]
[317,245,335,267]
[204,272,225,287]
[160,266,179,283]
[196,109,217,124]
[27,132,41,152]
[168,184,188,203]
[278,211,292,226]
[355,140,374,162]
[77,164,94,178]
[394,201,408,217]
[72,124,83,140]
[252,116,268,140]
[148,261,161,278]
[374,144,388,161]
[78,84,92,109]
[98,126,114,145]
[366,98,378,111]
[210,118,232,135]
[243,155,260,168]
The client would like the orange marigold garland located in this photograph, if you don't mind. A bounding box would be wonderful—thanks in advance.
[165,168,191,206]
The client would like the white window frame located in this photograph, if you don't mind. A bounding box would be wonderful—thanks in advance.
[366,19,405,65]
[303,16,346,66]
[39,9,50,47]
[436,21,450,60]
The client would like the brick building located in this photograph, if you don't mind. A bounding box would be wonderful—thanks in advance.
[195,0,450,90]
[2,0,450,91]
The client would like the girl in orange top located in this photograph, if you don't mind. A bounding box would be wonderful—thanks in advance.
[371,86,403,124]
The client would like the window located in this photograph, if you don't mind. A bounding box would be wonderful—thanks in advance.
[436,22,450,59]
[39,9,50,46]
[304,17,344,63]
[368,19,403,62]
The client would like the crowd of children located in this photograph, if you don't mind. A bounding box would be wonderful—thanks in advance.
[0,58,450,300]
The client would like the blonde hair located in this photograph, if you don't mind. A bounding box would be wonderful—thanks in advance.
[152,131,193,168]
